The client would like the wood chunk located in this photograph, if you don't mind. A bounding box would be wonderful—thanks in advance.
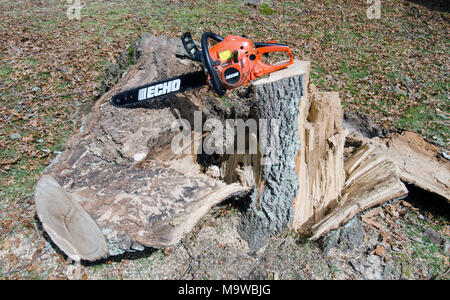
[35,175,108,262]
[292,84,347,230]
[344,142,376,177]
[387,131,450,201]
[310,144,408,240]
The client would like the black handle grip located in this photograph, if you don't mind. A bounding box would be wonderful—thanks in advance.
[201,32,226,97]
[181,32,202,62]
[254,42,289,48]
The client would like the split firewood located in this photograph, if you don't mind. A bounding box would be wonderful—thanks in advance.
[310,143,408,240]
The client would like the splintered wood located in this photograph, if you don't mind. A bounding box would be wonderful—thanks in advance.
[387,131,449,202]
[310,143,408,240]
[292,85,347,230]
[306,130,449,240]
[290,84,448,239]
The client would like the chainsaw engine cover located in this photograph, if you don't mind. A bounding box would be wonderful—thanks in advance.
[208,35,257,89]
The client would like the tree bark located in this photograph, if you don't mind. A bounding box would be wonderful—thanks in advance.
[236,61,308,250]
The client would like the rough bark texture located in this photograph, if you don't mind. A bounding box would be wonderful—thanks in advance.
[35,34,248,258]
[237,61,307,251]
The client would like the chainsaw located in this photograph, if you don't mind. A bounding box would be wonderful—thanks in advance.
[111,32,294,107]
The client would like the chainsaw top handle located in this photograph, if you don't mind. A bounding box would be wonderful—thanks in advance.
[251,42,293,79]
[201,32,226,97]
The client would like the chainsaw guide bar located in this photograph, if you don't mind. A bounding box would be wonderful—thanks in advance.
[111,71,207,108]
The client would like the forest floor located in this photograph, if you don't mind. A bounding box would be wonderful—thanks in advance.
[0,0,449,279]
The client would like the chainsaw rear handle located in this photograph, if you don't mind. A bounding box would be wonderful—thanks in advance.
[181,32,202,62]
[253,42,294,78]
[201,32,226,97]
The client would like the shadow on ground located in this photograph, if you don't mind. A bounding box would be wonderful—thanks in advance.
[407,0,449,13]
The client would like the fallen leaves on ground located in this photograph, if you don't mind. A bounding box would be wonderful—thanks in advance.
[372,244,388,261]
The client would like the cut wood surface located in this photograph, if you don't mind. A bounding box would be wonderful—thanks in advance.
[35,175,108,261]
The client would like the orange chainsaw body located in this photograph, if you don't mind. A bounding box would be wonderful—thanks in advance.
[207,35,294,90]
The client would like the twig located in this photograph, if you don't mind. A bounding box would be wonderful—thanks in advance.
[180,240,198,280]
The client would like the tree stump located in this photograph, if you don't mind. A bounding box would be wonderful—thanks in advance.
[34,34,449,261]
[221,62,350,250]
[236,61,307,250]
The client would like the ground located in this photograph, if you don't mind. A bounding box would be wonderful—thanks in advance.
[1,192,449,279]
[0,0,449,279]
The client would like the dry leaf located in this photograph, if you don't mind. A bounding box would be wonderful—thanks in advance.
[216,241,227,248]
[362,208,380,220]
[163,247,172,256]
[373,245,388,260]
[443,226,450,237]
[1,239,10,250]
[402,201,418,211]
[362,217,383,230]
[380,230,394,245]
[385,205,399,219]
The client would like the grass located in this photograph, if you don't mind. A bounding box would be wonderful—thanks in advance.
[392,207,450,279]
[0,0,448,279]
[260,4,277,16]
[411,238,446,276]
[396,105,450,145]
